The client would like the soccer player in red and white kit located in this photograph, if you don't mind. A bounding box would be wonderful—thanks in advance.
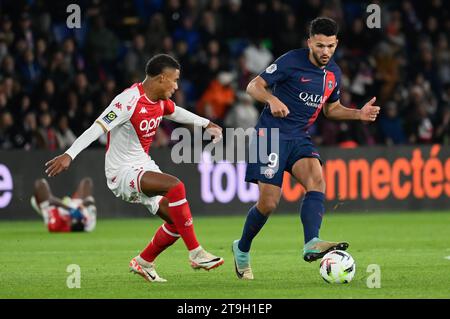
[45,54,224,282]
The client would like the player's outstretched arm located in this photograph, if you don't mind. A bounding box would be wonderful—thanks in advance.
[323,97,380,122]
[165,105,223,143]
[45,122,105,177]
[246,76,289,118]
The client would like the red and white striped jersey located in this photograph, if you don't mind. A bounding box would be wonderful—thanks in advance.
[95,82,175,178]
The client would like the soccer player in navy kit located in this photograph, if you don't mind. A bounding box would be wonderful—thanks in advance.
[232,17,380,279]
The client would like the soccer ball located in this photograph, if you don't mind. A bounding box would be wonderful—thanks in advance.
[319,250,356,284]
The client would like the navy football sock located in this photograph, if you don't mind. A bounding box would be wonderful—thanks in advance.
[300,191,325,244]
[238,206,268,252]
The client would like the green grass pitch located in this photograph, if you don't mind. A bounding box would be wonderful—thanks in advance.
[1,212,449,299]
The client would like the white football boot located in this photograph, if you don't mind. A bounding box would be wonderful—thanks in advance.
[189,247,224,271]
[129,256,167,282]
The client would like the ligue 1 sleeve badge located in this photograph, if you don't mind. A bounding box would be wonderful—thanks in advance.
[265,64,277,74]
[103,111,118,124]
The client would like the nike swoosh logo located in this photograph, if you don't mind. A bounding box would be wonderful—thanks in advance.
[300,77,312,82]
[144,269,156,280]
[234,262,244,278]
[198,258,221,264]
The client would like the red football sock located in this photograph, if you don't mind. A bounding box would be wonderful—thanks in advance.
[140,222,179,262]
[42,202,71,233]
[165,182,200,251]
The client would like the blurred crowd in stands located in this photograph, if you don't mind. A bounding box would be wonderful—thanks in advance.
[0,0,449,151]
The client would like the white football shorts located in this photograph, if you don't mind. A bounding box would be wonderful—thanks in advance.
[106,159,163,215]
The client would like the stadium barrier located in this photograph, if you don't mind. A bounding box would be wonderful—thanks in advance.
[0,145,449,220]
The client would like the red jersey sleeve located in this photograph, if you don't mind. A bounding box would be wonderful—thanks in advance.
[164,99,175,115]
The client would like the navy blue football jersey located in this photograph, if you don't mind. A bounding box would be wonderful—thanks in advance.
[257,48,342,140]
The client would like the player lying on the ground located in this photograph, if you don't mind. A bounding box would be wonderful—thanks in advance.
[31,177,97,232]
[232,17,380,280]
[44,54,224,282]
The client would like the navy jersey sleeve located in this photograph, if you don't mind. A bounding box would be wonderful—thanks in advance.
[328,68,342,103]
[259,51,294,86]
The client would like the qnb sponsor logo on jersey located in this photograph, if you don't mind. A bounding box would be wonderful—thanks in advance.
[298,92,326,108]
[139,116,163,137]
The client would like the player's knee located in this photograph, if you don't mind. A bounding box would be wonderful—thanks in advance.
[80,177,94,188]
[158,197,169,211]
[257,198,279,215]
[34,178,48,190]
[34,178,51,199]
[166,179,186,201]
[307,175,325,192]
[168,178,183,191]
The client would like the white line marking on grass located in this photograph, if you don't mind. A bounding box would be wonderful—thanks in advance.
[445,256,450,260]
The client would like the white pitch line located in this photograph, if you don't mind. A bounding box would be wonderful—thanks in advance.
[444,256,450,260]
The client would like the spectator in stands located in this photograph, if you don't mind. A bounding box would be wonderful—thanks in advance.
[0,15,14,47]
[62,37,84,75]
[433,105,450,144]
[199,10,221,45]
[84,15,119,79]
[17,13,35,50]
[145,13,168,55]
[243,38,273,75]
[19,49,41,93]
[72,72,92,107]
[0,111,15,149]
[56,115,77,150]
[1,54,15,77]
[35,38,49,70]
[47,50,71,89]
[435,34,450,86]
[38,112,59,150]
[2,77,15,102]
[0,36,8,64]
[224,91,259,130]
[172,15,200,55]
[124,34,150,82]
[406,104,434,144]
[197,71,235,125]
[22,112,44,150]
[97,77,118,110]
[0,92,7,112]
[16,94,32,122]
[38,78,58,111]
[378,101,407,145]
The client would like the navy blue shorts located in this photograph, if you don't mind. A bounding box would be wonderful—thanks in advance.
[245,132,322,187]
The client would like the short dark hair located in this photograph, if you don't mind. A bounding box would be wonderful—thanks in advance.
[145,54,180,77]
[309,17,339,37]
